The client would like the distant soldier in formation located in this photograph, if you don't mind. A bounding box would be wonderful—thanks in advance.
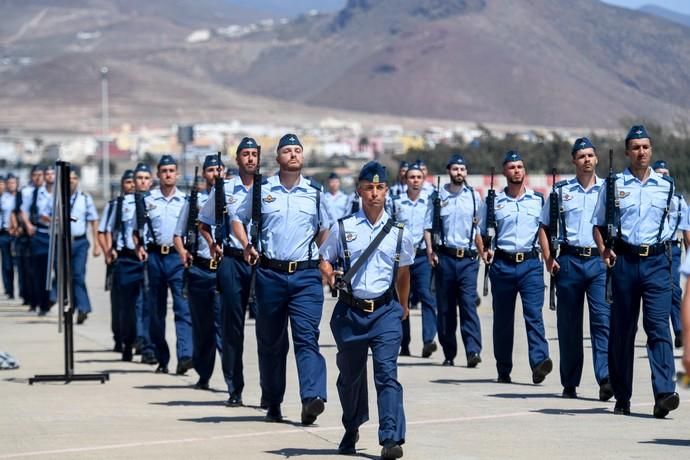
[593,125,679,418]
[483,151,552,384]
[0,173,17,299]
[389,160,409,197]
[323,172,349,221]
[430,154,484,367]
[538,138,611,400]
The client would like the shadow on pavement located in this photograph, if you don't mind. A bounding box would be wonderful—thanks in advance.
[533,407,655,418]
[135,384,225,393]
[180,416,302,426]
[487,392,602,402]
[430,378,534,387]
[639,438,690,447]
[266,448,379,459]
[77,358,129,364]
[76,349,115,353]
[151,400,227,407]
[397,362,437,367]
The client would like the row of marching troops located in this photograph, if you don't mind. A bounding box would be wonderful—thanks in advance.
[0,165,99,321]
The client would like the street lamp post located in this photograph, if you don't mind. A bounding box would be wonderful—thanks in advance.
[101,66,110,201]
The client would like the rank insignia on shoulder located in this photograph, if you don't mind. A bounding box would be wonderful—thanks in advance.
[345,232,357,242]
[394,222,405,229]
[563,194,573,201]
[618,191,630,199]
[263,194,276,203]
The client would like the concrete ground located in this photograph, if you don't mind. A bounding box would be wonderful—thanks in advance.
[1,256,689,459]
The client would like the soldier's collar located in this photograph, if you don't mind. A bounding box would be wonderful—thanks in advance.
[622,167,659,184]
[356,209,390,229]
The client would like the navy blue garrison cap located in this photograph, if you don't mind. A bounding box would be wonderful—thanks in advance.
[203,154,224,170]
[121,169,134,181]
[399,160,410,169]
[358,161,388,183]
[44,164,55,172]
[0,175,5,181]
[236,137,259,155]
[406,162,423,173]
[626,125,650,142]
[158,155,177,168]
[446,154,466,168]
[277,134,302,151]
[134,163,152,175]
[415,159,427,167]
[652,160,668,171]
[572,137,595,155]
[328,172,339,180]
[30,165,43,174]
[503,150,523,165]
[6,173,16,180]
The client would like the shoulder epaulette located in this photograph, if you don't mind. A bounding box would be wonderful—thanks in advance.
[675,192,683,200]
[393,221,405,229]
[261,177,269,185]
[534,191,544,198]
[555,180,568,188]
[307,177,322,191]
[662,175,674,185]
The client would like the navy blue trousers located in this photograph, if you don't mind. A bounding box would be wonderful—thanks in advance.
[0,233,15,297]
[255,266,327,405]
[435,253,482,361]
[15,236,30,303]
[187,264,222,382]
[609,252,675,401]
[109,263,121,346]
[219,256,252,395]
[670,245,682,338]
[148,252,193,367]
[401,255,437,348]
[555,254,609,388]
[71,238,92,313]
[489,257,549,377]
[30,232,51,312]
[114,256,144,350]
[330,299,405,446]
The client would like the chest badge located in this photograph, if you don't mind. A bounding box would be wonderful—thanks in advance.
[618,191,630,199]
[263,194,276,203]
[495,203,505,210]
[147,203,156,211]
[563,194,573,201]
[345,232,357,242]
[227,195,237,204]
[440,199,449,207]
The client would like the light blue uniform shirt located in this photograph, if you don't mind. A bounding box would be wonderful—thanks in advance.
[324,190,349,222]
[66,190,98,237]
[540,177,602,248]
[199,176,251,250]
[482,188,544,252]
[234,175,331,261]
[670,194,690,238]
[591,168,676,245]
[320,210,414,298]
[391,193,433,250]
[98,200,114,233]
[106,194,137,251]
[175,191,212,259]
[0,192,16,230]
[20,185,52,234]
[140,188,187,246]
[437,184,484,249]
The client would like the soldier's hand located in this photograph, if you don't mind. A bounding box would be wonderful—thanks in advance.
[26,223,36,237]
[401,303,410,321]
[181,250,193,268]
[483,249,493,264]
[93,245,101,258]
[602,248,616,267]
[244,244,259,265]
[683,342,690,376]
[428,252,438,268]
[136,246,148,262]
[211,244,223,261]
[546,257,560,275]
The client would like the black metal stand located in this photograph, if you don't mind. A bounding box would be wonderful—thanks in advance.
[29,161,109,385]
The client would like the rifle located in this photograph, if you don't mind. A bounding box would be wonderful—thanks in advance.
[185,166,200,256]
[482,168,496,297]
[134,191,149,291]
[431,176,442,250]
[214,153,226,253]
[548,168,559,311]
[247,145,262,303]
[604,149,618,304]
[105,195,123,291]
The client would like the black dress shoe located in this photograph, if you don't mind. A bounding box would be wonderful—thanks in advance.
[194,380,210,390]
[532,358,553,384]
[421,341,437,358]
[497,374,512,384]
[76,311,88,324]
[176,357,194,375]
[675,335,683,348]
[113,342,123,353]
[265,405,283,423]
[155,365,169,374]
[141,354,158,365]
[225,392,242,406]
[466,353,482,368]
[37,309,48,317]
[338,430,359,455]
[381,442,403,460]
[122,348,133,362]
[133,338,143,355]
[399,347,411,357]
[562,387,577,399]
[442,359,454,366]
[653,392,680,419]
[301,397,325,425]
[613,400,631,415]
[599,378,614,402]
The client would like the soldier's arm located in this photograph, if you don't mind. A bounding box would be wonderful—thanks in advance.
[682,277,690,375]
[396,266,411,320]
[90,220,101,257]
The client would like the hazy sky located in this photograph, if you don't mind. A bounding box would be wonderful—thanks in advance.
[602,0,690,15]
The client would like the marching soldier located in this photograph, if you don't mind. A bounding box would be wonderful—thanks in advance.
[482,151,552,384]
[135,155,193,375]
[592,125,679,418]
[0,173,18,299]
[651,159,690,348]
[174,154,223,390]
[320,161,412,460]
[389,160,409,197]
[392,163,437,358]
[232,134,330,424]
[199,137,259,406]
[430,154,484,367]
[538,138,612,400]
[323,172,349,221]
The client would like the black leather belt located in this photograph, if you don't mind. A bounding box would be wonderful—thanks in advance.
[494,248,539,264]
[117,248,139,260]
[259,256,319,274]
[614,240,668,257]
[223,247,244,259]
[147,243,173,256]
[438,246,478,259]
[671,240,682,248]
[560,244,599,258]
[72,234,87,241]
[338,289,394,313]
[0,229,9,236]
[415,248,429,257]
[193,256,219,271]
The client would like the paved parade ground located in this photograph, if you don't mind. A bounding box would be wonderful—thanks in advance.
[1,256,689,459]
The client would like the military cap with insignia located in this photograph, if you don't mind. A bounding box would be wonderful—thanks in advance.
[203,154,224,170]
[652,160,668,171]
[625,125,650,142]
[121,169,134,181]
[277,133,302,151]
[399,160,409,170]
[236,137,259,154]
[44,164,55,172]
[30,164,43,174]
[328,172,339,180]
[134,162,152,174]
[446,153,466,168]
[158,154,177,168]
[406,162,423,173]
[415,159,427,167]
[503,150,523,165]
[358,161,388,183]
[572,137,595,155]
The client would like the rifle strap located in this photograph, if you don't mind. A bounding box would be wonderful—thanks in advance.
[338,218,352,291]
[468,187,476,250]
[531,193,545,248]
[308,187,321,261]
[342,220,394,286]
[558,186,567,244]
[391,223,404,291]
[657,180,675,243]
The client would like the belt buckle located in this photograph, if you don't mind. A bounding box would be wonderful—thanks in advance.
[515,252,524,263]
[582,247,592,257]
[639,245,650,257]
[209,259,218,270]
[456,248,465,258]
[161,245,170,255]
[362,299,375,313]
[288,261,297,273]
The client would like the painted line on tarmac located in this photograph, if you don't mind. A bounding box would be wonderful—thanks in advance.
[0,410,544,458]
